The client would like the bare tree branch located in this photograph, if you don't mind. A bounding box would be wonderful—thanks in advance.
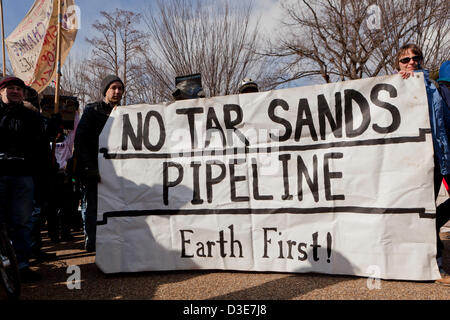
[264,0,450,85]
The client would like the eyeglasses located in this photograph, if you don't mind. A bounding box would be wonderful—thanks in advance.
[399,55,422,64]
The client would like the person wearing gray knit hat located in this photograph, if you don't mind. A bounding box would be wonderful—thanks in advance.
[74,74,124,252]
[101,75,124,97]
[100,75,124,107]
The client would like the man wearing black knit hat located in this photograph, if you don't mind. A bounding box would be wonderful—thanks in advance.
[74,75,124,252]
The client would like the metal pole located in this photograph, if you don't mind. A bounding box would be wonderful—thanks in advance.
[0,0,6,77]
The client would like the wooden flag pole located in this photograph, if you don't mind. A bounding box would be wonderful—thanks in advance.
[54,0,62,113]
[51,0,63,169]
[0,0,6,77]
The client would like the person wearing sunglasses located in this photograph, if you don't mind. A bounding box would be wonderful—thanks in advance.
[395,44,450,281]
[395,44,424,79]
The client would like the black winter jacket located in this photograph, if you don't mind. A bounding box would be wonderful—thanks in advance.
[0,101,49,176]
[74,101,115,174]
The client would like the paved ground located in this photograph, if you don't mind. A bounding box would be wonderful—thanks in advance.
[1,229,449,301]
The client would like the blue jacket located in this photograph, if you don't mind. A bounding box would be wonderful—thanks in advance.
[438,83,450,127]
[421,69,450,175]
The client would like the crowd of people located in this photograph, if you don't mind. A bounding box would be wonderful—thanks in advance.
[0,43,449,287]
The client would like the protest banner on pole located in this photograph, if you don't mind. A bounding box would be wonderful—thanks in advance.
[96,73,440,280]
[5,0,78,93]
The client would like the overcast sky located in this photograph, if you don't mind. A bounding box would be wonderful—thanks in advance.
[4,0,283,65]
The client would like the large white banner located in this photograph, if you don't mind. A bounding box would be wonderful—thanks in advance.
[96,73,440,280]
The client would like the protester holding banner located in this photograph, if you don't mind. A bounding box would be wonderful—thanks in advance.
[74,75,125,252]
[434,60,450,285]
[0,77,50,282]
[396,45,450,276]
